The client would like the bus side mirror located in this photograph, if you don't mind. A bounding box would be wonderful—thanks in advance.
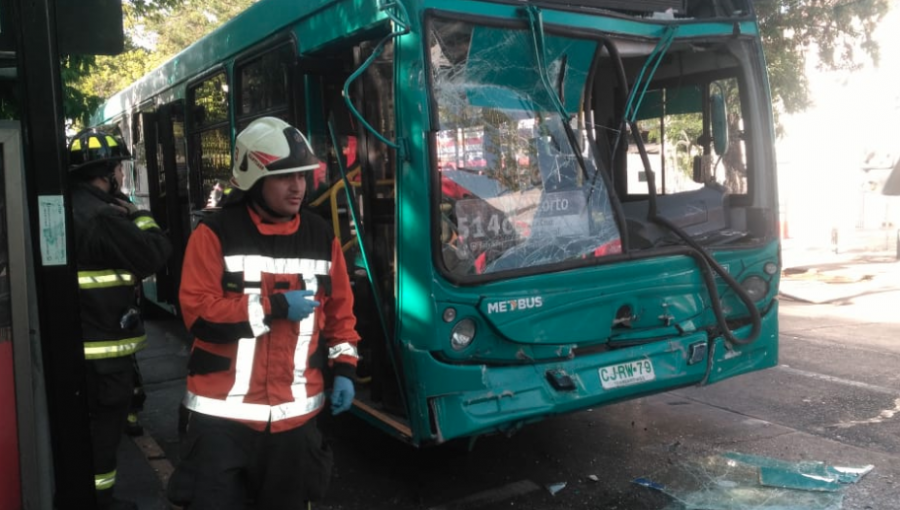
[711,92,729,156]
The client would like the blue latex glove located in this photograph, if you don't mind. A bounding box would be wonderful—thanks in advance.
[283,290,319,322]
[330,375,355,415]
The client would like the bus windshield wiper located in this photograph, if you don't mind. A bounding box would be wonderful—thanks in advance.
[523,6,631,251]
[523,5,591,183]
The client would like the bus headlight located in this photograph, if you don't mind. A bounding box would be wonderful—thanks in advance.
[450,319,476,350]
[741,275,769,302]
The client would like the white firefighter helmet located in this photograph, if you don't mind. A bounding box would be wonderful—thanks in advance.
[231,117,320,191]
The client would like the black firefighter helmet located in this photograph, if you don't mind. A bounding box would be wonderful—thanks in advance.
[68,128,131,178]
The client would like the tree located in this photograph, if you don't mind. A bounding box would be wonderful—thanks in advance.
[707,1,891,192]
[755,0,891,119]
[65,0,257,125]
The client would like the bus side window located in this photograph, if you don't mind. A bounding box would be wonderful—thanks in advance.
[235,42,294,130]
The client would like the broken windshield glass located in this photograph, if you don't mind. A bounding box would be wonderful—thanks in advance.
[430,18,622,277]
[633,452,874,510]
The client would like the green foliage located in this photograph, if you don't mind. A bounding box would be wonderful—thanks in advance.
[755,0,891,117]
[664,112,704,177]
[64,0,257,126]
[61,57,104,128]
[129,0,185,17]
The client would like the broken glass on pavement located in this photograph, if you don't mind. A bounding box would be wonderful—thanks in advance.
[632,451,874,510]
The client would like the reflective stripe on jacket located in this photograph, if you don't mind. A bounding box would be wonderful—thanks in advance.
[77,269,146,359]
[94,469,116,491]
[71,184,172,364]
[180,205,359,432]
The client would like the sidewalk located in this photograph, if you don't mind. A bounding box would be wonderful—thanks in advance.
[117,314,193,510]
[780,238,900,304]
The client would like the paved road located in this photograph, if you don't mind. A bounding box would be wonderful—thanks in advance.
[315,292,900,510]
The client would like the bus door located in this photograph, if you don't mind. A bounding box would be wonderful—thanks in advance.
[136,108,183,313]
[155,103,188,313]
[340,42,401,418]
[300,40,404,432]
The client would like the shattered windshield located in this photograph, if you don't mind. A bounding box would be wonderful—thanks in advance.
[430,18,622,277]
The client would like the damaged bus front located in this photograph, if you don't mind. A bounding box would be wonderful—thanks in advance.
[407,0,779,443]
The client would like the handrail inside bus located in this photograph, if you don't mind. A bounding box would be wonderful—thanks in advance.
[308,166,392,252]
[310,167,359,210]
[523,5,592,187]
[342,0,411,159]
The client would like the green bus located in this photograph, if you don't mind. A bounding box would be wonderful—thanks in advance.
[91,0,781,446]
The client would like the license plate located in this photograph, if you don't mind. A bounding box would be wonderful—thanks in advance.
[599,360,655,389]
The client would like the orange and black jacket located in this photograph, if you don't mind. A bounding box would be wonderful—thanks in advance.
[179,204,360,432]
[71,183,172,372]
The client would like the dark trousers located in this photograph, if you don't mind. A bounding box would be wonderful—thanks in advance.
[130,356,146,414]
[85,360,135,509]
[167,412,333,510]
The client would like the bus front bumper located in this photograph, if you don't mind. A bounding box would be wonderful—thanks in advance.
[427,301,778,443]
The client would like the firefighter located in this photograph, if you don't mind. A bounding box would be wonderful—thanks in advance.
[167,117,360,509]
[68,128,172,510]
